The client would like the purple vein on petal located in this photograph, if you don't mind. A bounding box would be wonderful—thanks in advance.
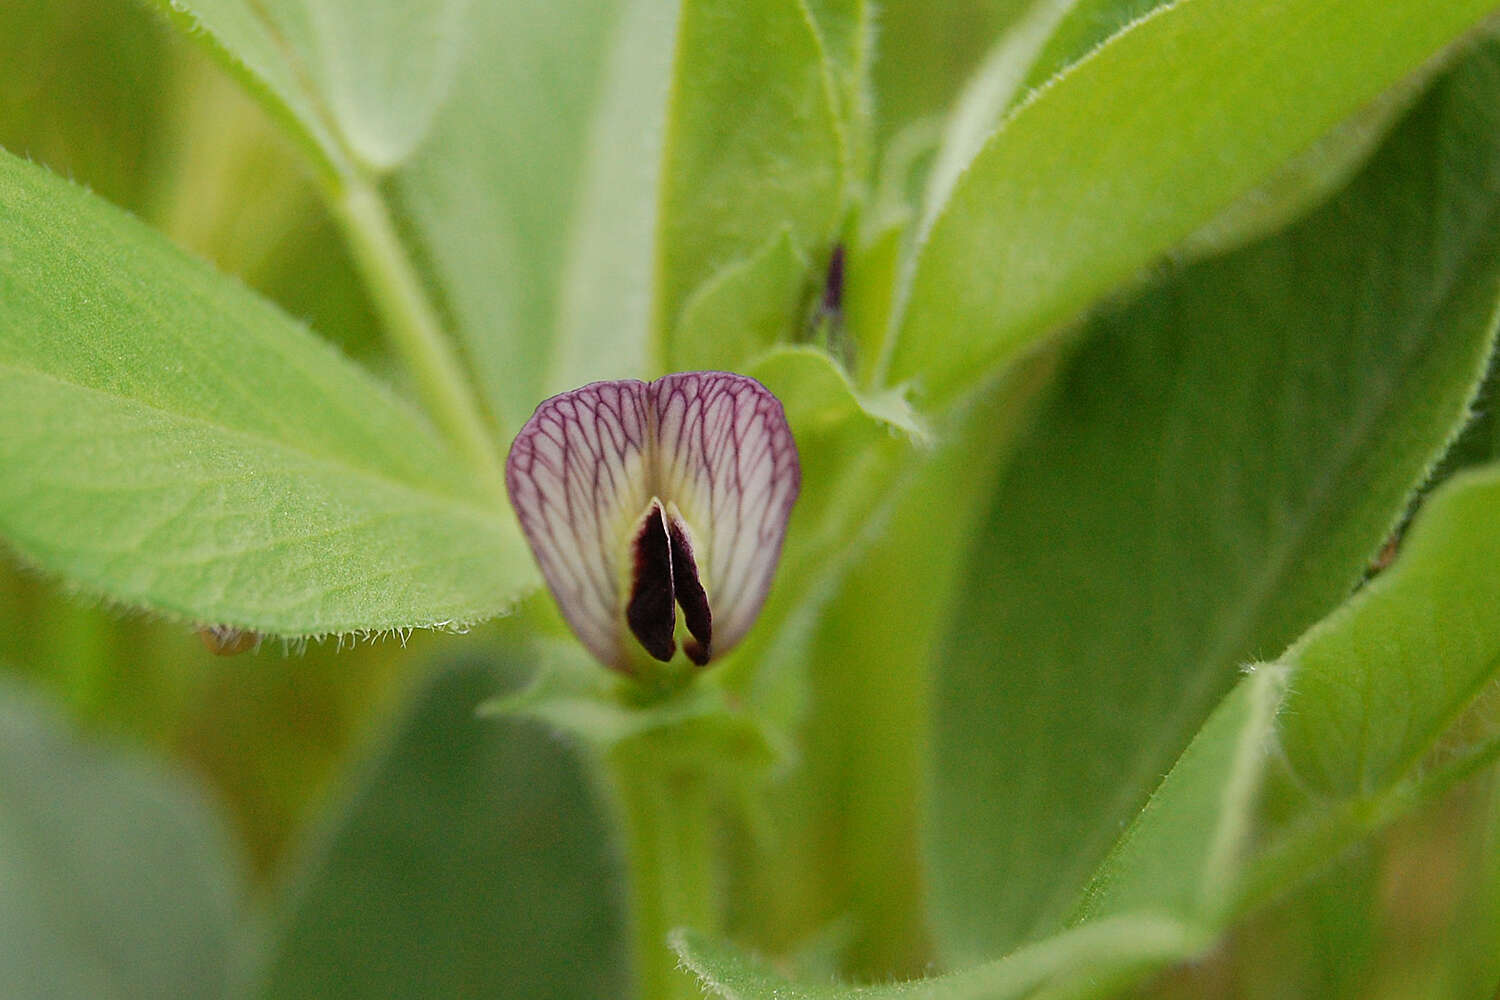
[506,379,653,670]
[508,371,799,672]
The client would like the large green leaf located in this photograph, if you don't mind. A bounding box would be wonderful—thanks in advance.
[925,40,1500,963]
[655,0,845,353]
[254,657,625,999]
[887,0,1500,409]
[0,150,532,636]
[1077,464,1500,995]
[0,679,245,1000]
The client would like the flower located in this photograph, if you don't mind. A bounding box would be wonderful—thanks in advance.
[506,372,800,675]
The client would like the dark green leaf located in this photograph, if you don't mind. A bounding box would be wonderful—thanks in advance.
[255,658,626,1000]
[925,41,1500,962]
[0,679,245,1000]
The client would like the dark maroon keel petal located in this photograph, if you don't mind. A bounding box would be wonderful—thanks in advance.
[626,502,677,662]
[668,516,712,665]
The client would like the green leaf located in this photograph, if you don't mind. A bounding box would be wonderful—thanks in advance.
[144,0,466,172]
[655,0,845,343]
[140,0,344,177]
[0,150,533,636]
[670,230,809,373]
[392,0,634,433]
[867,0,1031,150]
[888,0,1500,409]
[1279,465,1500,796]
[546,0,681,396]
[254,658,625,1000]
[0,678,245,1000]
[250,0,466,170]
[918,0,1076,237]
[673,915,1205,1000]
[1074,665,1287,926]
[725,361,1057,980]
[925,40,1500,963]
[1021,0,1164,94]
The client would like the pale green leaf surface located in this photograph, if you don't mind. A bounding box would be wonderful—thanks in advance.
[890,0,1500,408]
[802,0,873,178]
[0,150,532,635]
[655,0,845,344]
[674,915,1204,1000]
[670,230,809,373]
[140,0,342,177]
[255,658,626,999]
[0,679,244,1000]
[926,43,1500,963]
[549,0,681,394]
[251,0,467,170]
[1279,465,1500,797]
[393,0,626,433]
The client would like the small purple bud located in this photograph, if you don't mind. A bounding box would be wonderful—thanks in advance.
[506,372,800,675]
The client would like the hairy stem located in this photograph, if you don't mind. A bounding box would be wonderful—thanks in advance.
[607,740,720,1000]
[329,176,505,499]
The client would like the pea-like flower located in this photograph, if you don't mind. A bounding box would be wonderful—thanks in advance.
[506,372,800,675]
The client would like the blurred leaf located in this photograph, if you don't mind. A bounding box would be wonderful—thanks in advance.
[802,0,873,173]
[888,0,1500,409]
[546,0,680,396]
[140,0,343,176]
[925,40,1500,963]
[0,0,176,212]
[0,679,244,1000]
[671,230,809,373]
[867,0,1031,149]
[255,657,626,1000]
[1074,665,1286,928]
[392,0,631,433]
[655,0,845,348]
[674,915,1204,1000]
[0,150,533,636]
[251,0,467,170]
[144,0,466,172]
[1278,466,1500,796]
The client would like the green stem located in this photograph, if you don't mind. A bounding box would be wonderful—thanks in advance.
[329,176,506,499]
[608,742,720,1000]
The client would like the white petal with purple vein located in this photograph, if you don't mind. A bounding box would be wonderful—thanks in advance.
[507,372,799,673]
